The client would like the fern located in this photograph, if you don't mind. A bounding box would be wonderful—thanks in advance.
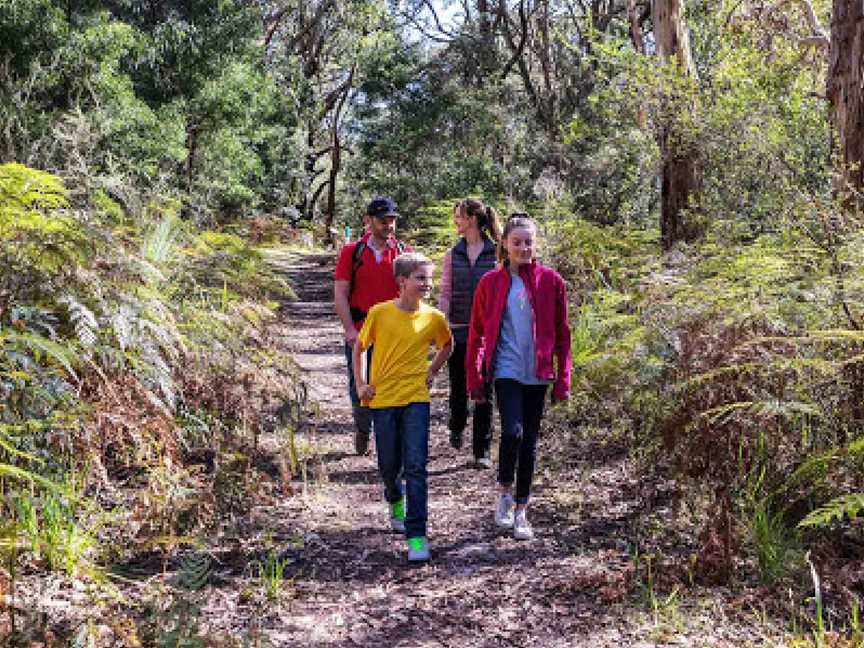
[0,462,62,492]
[783,449,838,490]
[4,330,80,380]
[143,215,184,267]
[110,304,135,352]
[174,552,211,591]
[799,493,864,528]
[60,295,99,347]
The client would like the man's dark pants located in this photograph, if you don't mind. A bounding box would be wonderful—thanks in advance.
[344,342,373,437]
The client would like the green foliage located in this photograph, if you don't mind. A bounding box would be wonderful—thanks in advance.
[12,487,96,575]
[407,200,459,254]
[0,163,88,284]
[174,552,212,591]
[569,3,829,236]
[748,496,801,584]
[250,550,291,602]
[183,230,291,302]
[799,493,864,529]
[353,68,531,215]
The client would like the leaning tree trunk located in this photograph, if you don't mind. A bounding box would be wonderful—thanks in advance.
[652,0,697,250]
[322,67,355,246]
[828,0,864,201]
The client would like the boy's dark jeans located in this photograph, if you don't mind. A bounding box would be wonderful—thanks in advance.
[447,341,493,458]
[494,379,548,504]
[344,342,373,436]
[372,402,430,539]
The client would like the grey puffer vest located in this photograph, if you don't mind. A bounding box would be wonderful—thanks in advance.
[449,237,497,329]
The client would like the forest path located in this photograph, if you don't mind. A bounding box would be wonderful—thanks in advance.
[210,250,752,647]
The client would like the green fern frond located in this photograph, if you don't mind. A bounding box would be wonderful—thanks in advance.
[60,295,99,347]
[699,399,820,424]
[174,553,211,591]
[0,162,68,212]
[0,426,42,464]
[848,436,864,457]
[0,463,61,491]
[110,305,135,352]
[784,449,838,489]
[799,493,864,528]
[5,331,80,380]
[143,215,184,267]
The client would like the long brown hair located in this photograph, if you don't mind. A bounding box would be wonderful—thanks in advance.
[498,213,537,263]
[458,198,503,244]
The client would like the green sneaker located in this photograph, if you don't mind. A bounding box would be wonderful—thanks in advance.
[407,536,429,562]
[389,498,405,533]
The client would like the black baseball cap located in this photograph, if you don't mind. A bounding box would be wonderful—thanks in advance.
[366,196,399,218]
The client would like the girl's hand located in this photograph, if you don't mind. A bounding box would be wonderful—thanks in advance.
[358,384,375,401]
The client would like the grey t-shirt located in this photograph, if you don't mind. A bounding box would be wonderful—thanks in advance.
[494,275,551,385]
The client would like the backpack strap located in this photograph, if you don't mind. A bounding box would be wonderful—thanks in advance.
[349,240,367,296]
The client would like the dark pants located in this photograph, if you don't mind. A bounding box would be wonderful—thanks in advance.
[344,342,373,436]
[372,403,430,539]
[448,341,493,459]
[495,379,548,505]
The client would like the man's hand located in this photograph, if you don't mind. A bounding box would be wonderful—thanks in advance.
[344,326,359,346]
[358,383,375,401]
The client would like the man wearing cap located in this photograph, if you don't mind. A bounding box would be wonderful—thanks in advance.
[334,197,411,455]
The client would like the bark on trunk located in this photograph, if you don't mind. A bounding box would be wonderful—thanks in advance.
[652,0,697,249]
[628,0,646,54]
[628,0,647,128]
[828,0,864,201]
[660,152,695,248]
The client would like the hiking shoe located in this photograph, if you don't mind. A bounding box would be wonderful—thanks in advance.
[513,509,534,540]
[390,498,406,533]
[449,428,463,450]
[407,536,430,562]
[474,456,492,469]
[354,428,370,455]
[495,494,515,528]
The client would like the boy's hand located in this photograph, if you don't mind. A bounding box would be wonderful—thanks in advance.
[426,368,436,388]
[358,383,375,401]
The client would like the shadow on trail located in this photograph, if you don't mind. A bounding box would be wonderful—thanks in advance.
[282,524,583,586]
[324,465,379,485]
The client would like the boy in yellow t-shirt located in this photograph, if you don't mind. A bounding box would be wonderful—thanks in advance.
[353,252,452,562]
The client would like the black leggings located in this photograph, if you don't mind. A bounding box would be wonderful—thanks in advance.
[494,378,548,504]
[447,341,493,458]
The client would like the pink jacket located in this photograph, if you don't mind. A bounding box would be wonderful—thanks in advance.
[466,261,572,401]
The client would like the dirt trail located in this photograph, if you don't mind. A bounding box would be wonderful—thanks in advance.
[202,250,760,647]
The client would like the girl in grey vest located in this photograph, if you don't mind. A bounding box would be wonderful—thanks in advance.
[438,198,502,466]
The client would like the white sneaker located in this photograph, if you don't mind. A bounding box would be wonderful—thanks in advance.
[513,509,533,540]
[495,494,515,528]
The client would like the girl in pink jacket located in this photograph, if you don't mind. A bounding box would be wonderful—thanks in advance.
[466,214,572,540]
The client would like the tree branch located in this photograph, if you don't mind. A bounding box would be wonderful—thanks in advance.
[264,0,336,52]
[628,0,646,54]
[499,0,533,82]
[765,0,829,50]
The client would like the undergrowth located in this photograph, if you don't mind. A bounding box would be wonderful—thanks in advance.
[545,215,864,640]
[0,163,309,645]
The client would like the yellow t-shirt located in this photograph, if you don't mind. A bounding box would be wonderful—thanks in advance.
[357,301,452,408]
